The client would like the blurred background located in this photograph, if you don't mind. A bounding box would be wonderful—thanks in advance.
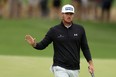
[0,0,115,21]
[0,0,116,77]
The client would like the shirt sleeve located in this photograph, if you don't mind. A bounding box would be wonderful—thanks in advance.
[81,27,92,62]
[34,28,53,50]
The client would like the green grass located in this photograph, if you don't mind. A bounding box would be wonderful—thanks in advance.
[0,55,116,77]
[0,18,116,59]
[113,0,116,7]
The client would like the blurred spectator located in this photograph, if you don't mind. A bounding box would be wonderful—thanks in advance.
[8,0,22,18]
[94,0,102,19]
[0,0,6,18]
[39,0,49,17]
[87,0,95,20]
[28,0,40,18]
[71,0,82,20]
[101,0,114,21]
[8,0,16,18]
[81,0,89,20]
[16,0,22,18]
[50,0,62,19]
[0,0,3,18]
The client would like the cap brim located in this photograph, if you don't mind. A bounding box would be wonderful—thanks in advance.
[62,11,74,14]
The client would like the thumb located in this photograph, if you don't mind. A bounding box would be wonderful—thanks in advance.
[34,38,36,42]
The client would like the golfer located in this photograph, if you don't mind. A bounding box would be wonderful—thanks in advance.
[25,4,94,77]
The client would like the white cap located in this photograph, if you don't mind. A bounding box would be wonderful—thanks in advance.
[61,4,75,13]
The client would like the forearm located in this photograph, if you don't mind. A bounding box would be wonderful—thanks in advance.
[33,42,46,50]
[33,36,52,50]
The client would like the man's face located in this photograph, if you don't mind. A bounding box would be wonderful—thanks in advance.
[62,13,74,24]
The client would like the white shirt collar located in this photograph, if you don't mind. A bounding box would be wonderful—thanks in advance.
[65,24,72,28]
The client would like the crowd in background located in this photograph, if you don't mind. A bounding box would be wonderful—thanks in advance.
[72,0,114,21]
[0,0,114,21]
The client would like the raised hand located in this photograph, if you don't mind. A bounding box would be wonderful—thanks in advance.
[25,35,36,47]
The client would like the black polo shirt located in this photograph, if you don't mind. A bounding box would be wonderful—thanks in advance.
[34,22,92,70]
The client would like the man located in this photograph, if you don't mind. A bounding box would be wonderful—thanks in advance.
[25,4,94,77]
[28,0,40,17]
[71,0,82,19]
[101,0,114,21]
[39,0,49,17]
[50,0,62,19]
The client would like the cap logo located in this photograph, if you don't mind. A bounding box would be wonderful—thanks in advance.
[65,7,73,11]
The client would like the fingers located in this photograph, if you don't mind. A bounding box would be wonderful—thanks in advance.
[25,35,32,40]
[88,66,94,74]
[25,35,35,42]
[25,35,29,40]
[88,65,95,77]
[25,35,36,47]
[34,38,36,41]
[25,35,33,43]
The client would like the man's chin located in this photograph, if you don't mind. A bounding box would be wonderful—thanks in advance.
[66,21,72,24]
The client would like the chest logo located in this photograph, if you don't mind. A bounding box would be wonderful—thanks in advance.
[57,34,64,38]
[74,34,78,37]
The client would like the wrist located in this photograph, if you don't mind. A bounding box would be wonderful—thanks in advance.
[88,60,94,66]
[31,42,36,47]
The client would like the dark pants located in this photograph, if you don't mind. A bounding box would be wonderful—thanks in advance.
[39,0,49,17]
